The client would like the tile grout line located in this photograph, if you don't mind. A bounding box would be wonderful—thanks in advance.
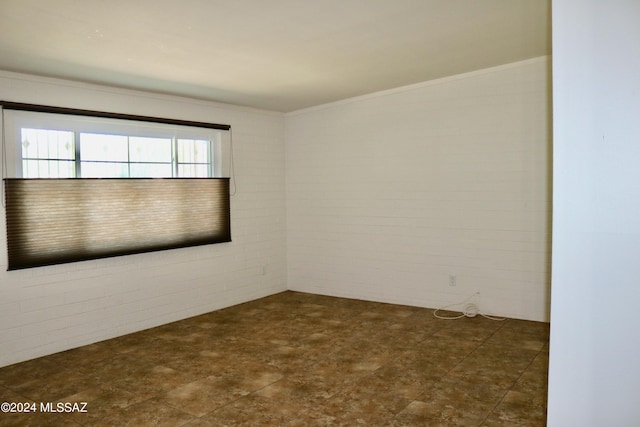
[478,341,548,427]
[387,312,511,424]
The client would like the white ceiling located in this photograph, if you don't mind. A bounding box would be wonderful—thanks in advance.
[0,0,550,112]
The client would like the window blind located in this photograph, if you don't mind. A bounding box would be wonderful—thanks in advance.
[4,178,231,270]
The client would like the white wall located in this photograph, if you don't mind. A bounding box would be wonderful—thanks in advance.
[286,57,552,321]
[548,1,640,425]
[0,72,287,367]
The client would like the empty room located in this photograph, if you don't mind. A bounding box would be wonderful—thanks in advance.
[1,1,639,426]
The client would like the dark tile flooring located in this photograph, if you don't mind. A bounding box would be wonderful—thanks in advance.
[0,291,549,426]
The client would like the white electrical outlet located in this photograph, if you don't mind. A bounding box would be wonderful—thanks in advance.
[449,275,456,286]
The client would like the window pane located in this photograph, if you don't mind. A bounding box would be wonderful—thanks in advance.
[81,162,129,178]
[80,133,128,161]
[130,163,172,178]
[19,130,214,179]
[129,137,172,162]
[21,129,74,160]
[22,160,75,178]
[178,164,209,177]
[178,139,209,164]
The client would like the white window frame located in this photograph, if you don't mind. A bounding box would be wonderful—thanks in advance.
[2,109,228,179]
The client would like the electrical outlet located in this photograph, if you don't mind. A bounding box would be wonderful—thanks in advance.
[449,275,456,287]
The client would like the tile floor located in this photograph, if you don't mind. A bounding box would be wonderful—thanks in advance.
[0,291,549,426]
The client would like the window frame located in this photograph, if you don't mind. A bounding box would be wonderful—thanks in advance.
[1,101,232,270]
[18,130,216,179]
[1,101,230,179]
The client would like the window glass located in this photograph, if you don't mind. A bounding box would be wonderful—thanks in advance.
[80,162,129,178]
[23,159,75,178]
[178,139,209,164]
[130,163,173,178]
[129,137,172,163]
[21,129,76,178]
[178,164,209,177]
[21,128,75,160]
[80,133,129,162]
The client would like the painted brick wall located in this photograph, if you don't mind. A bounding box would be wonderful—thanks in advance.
[0,72,287,367]
[285,57,551,321]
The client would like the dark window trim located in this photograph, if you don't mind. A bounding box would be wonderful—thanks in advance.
[0,101,231,131]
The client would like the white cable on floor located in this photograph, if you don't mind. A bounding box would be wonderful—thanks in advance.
[433,292,506,321]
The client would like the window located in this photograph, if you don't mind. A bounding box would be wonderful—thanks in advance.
[2,102,232,270]
[11,111,222,178]
[20,129,214,178]
[20,128,75,178]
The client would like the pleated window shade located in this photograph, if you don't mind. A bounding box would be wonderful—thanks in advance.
[4,178,231,270]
